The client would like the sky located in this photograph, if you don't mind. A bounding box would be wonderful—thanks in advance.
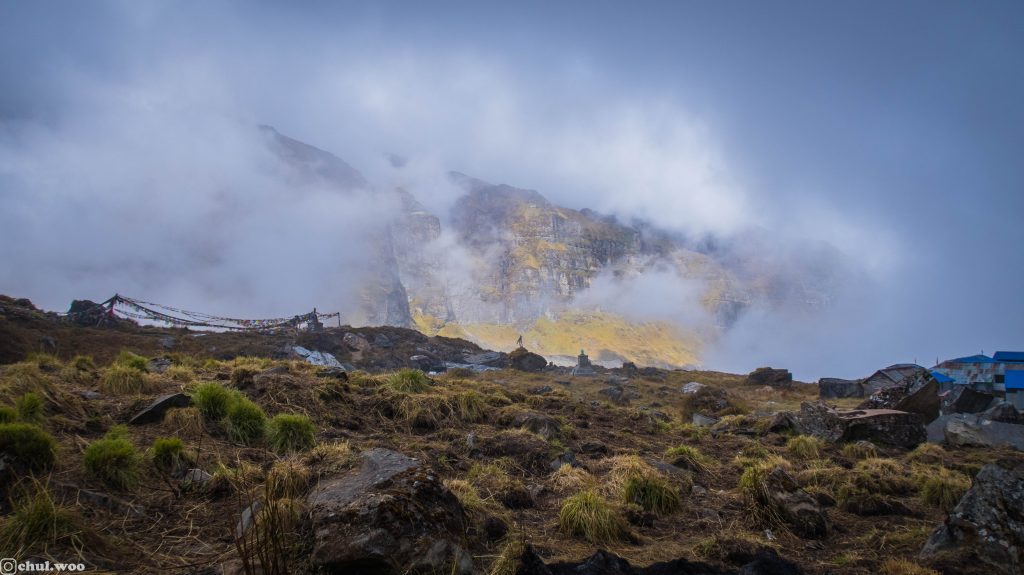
[1,1,1022,379]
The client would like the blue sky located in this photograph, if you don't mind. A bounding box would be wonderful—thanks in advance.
[1,1,1022,378]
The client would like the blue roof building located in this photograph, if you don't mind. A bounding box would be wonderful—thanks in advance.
[993,351,1024,363]
[1006,371,1024,409]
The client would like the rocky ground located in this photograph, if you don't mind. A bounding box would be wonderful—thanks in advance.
[1,295,1021,575]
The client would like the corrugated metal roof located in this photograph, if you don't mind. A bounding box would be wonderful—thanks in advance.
[1006,371,1024,390]
[949,354,994,364]
[931,371,954,383]
[993,351,1024,363]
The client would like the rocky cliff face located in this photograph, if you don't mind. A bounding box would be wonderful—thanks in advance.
[265,127,840,367]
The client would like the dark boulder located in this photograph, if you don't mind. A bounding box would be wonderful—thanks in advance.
[512,411,561,440]
[307,448,473,574]
[942,411,1024,451]
[480,430,556,474]
[818,378,864,399]
[789,401,926,448]
[464,351,507,368]
[945,387,996,415]
[745,367,792,388]
[508,348,547,372]
[921,460,1024,574]
[600,386,630,405]
[758,466,830,539]
[129,393,192,425]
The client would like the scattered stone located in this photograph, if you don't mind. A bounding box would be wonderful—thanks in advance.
[549,450,581,472]
[515,546,804,575]
[39,334,57,352]
[181,468,213,488]
[409,354,446,373]
[746,367,793,388]
[292,346,343,368]
[79,390,102,400]
[512,411,561,439]
[692,413,720,427]
[342,332,371,352]
[528,385,554,395]
[129,393,192,425]
[147,358,172,374]
[581,441,609,456]
[760,466,830,539]
[308,448,473,574]
[235,501,263,539]
[77,489,146,518]
[621,361,638,375]
[555,379,571,386]
[508,347,547,372]
[481,430,556,473]
[600,386,629,405]
[372,333,393,348]
[482,515,508,542]
[159,336,176,350]
[921,460,1024,574]
[464,351,506,367]
[316,367,349,380]
[681,381,707,394]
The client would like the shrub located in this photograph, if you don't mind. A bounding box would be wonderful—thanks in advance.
[15,392,44,424]
[786,435,824,459]
[665,445,710,473]
[227,397,267,446]
[558,489,629,544]
[266,458,312,499]
[100,365,148,395]
[70,355,96,372]
[267,414,316,454]
[0,406,16,424]
[151,437,192,475]
[164,364,195,383]
[841,441,879,460]
[192,382,234,421]
[0,482,85,556]
[623,474,683,515]
[84,429,140,489]
[919,470,970,512]
[384,369,431,393]
[0,423,58,471]
[115,350,149,372]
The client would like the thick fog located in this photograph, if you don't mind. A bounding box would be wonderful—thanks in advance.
[1,1,1022,379]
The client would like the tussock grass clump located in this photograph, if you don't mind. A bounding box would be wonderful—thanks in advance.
[796,463,847,492]
[381,390,454,429]
[303,441,358,477]
[453,389,489,422]
[918,469,970,511]
[559,489,629,544]
[266,458,312,499]
[165,407,204,436]
[906,442,946,465]
[226,397,267,446]
[786,435,824,459]
[0,363,53,403]
[69,355,96,372]
[550,464,596,494]
[0,423,58,471]
[100,365,149,395]
[0,406,16,424]
[26,352,62,372]
[230,366,259,388]
[604,454,658,494]
[267,413,316,454]
[151,437,192,475]
[851,458,915,495]
[63,355,98,382]
[192,382,235,421]
[384,368,431,393]
[115,349,149,372]
[738,462,786,525]
[164,364,195,383]
[444,478,492,518]
[0,482,87,557]
[487,535,524,575]
[879,558,940,575]
[84,427,140,489]
[623,474,683,515]
[665,445,711,473]
[15,392,44,424]
[841,441,879,460]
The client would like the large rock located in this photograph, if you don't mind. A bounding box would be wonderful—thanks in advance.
[516,545,803,575]
[293,346,343,368]
[893,379,941,423]
[508,347,547,372]
[859,370,939,423]
[921,461,1024,574]
[308,448,473,574]
[745,367,792,388]
[129,393,192,425]
[512,411,561,440]
[343,332,372,352]
[788,402,926,448]
[942,412,1024,451]
[945,387,996,415]
[759,466,830,539]
[463,351,507,368]
[818,378,864,399]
